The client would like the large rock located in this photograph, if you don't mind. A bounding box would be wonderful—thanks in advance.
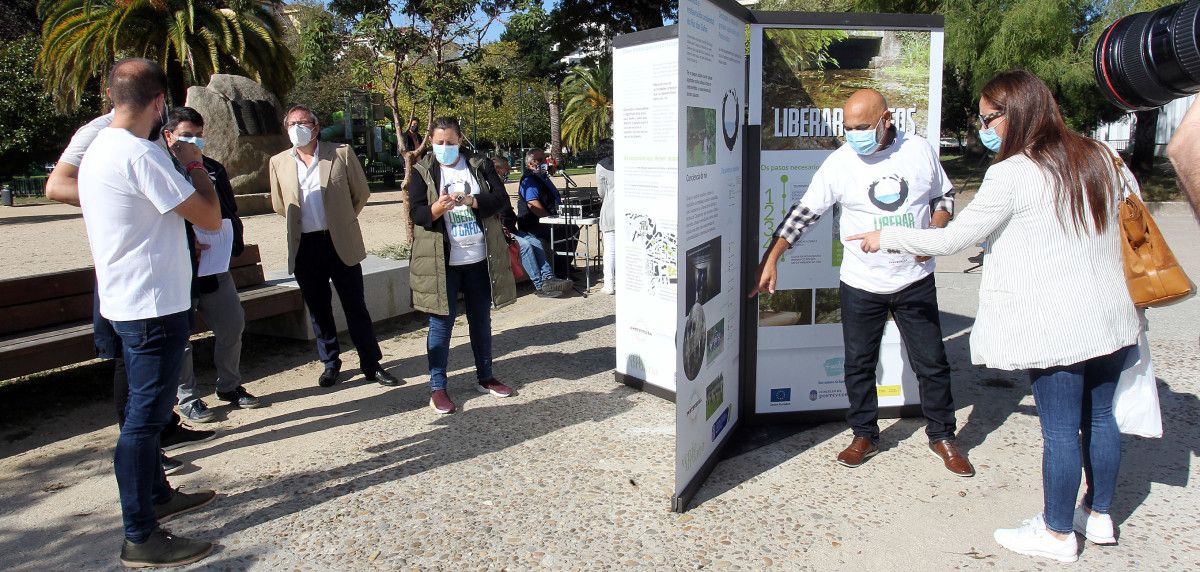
[185,74,289,201]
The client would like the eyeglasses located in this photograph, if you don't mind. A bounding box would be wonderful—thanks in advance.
[287,120,316,128]
[977,110,1005,129]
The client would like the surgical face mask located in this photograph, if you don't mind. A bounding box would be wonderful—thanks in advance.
[288,124,314,148]
[432,143,459,165]
[845,115,884,155]
[148,100,168,142]
[174,136,204,151]
[538,162,549,173]
[979,127,1002,153]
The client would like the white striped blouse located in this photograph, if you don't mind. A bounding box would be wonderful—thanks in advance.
[879,153,1140,371]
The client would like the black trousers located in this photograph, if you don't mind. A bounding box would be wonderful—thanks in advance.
[839,274,956,443]
[528,223,579,279]
[294,231,383,372]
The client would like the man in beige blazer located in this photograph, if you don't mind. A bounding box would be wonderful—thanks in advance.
[269,104,399,388]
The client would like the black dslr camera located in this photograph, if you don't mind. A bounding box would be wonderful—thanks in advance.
[1095,0,1200,110]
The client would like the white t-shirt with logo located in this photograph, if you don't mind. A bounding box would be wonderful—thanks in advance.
[800,131,952,294]
[439,160,486,266]
[78,128,196,321]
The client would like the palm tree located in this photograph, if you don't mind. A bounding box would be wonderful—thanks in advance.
[560,62,612,152]
[37,0,295,111]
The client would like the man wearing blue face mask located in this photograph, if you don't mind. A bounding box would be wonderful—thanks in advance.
[161,107,262,420]
[752,89,973,477]
[268,104,399,389]
[517,148,578,279]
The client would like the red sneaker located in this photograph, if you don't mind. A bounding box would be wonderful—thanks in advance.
[429,389,456,414]
[476,378,514,398]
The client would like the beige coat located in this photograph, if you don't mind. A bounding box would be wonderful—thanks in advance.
[269,143,370,274]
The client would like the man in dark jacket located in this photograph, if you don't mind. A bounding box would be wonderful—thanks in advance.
[164,107,262,422]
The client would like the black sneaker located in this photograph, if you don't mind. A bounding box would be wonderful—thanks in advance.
[161,425,217,452]
[155,487,216,522]
[216,386,262,409]
[161,455,183,476]
[535,289,563,298]
[120,527,213,568]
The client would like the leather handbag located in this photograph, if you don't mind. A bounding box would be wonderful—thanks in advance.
[1111,155,1194,307]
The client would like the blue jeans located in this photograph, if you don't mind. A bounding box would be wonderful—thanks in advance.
[512,231,554,290]
[1029,345,1133,534]
[111,311,191,542]
[427,261,493,390]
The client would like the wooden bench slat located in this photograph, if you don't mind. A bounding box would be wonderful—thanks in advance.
[0,268,95,308]
[230,265,266,289]
[229,244,261,270]
[0,293,93,336]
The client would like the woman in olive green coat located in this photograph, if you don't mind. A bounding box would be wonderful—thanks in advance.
[408,117,516,414]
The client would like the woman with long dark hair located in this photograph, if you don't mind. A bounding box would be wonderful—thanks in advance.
[850,70,1140,562]
[408,117,517,414]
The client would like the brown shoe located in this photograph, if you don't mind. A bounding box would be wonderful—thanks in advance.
[836,436,879,467]
[929,439,975,477]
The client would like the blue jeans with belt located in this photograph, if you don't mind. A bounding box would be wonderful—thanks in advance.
[427,260,493,390]
[111,310,191,542]
[1029,345,1133,534]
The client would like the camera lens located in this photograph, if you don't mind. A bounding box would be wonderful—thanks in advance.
[1094,0,1200,110]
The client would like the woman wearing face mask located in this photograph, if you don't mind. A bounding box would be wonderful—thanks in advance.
[408,117,517,414]
[848,70,1140,563]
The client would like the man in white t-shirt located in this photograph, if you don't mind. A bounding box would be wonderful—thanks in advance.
[47,112,219,468]
[752,89,974,477]
[76,58,224,567]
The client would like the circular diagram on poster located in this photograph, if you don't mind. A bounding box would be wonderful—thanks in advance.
[722,89,740,151]
[683,302,706,381]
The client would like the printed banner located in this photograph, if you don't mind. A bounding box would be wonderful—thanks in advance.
[614,36,681,393]
[674,0,745,498]
[750,25,945,414]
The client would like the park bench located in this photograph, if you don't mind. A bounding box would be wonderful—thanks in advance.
[0,244,304,381]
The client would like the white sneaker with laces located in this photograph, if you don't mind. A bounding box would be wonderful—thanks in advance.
[1073,505,1117,545]
[994,514,1079,563]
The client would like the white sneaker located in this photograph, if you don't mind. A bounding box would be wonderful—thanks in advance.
[994,514,1079,563]
[1073,505,1117,545]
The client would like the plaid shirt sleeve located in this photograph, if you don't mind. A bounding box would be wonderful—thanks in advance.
[773,202,821,247]
[930,187,956,215]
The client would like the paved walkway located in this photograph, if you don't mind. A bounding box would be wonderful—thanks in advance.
[0,206,1196,571]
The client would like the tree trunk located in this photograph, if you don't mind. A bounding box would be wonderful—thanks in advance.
[390,103,414,245]
[1129,108,1160,182]
[546,87,563,164]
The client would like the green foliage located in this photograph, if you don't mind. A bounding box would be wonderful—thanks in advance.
[0,35,100,180]
[561,62,612,152]
[283,1,365,124]
[36,0,296,111]
[370,242,413,261]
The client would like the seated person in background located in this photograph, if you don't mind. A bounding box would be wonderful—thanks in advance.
[491,157,571,298]
[517,149,578,279]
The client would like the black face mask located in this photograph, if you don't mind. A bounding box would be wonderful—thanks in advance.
[148,99,168,141]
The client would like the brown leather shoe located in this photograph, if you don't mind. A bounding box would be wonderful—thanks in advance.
[836,436,879,467]
[930,439,975,477]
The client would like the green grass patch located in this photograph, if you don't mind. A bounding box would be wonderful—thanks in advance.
[371,242,412,261]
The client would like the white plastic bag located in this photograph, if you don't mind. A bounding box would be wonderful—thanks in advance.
[1113,331,1163,438]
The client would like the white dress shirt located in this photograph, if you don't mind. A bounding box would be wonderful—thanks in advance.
[293,144,327,233]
